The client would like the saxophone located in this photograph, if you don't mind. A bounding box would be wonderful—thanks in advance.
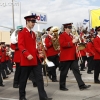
[50,26,60,51]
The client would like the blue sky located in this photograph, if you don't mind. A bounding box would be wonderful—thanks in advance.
[0,0,100,32]
[89,0,100,6]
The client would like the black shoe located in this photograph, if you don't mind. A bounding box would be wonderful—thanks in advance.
[80,85,91,90]
[80,73,82,75]
[41,97,52,100]
[80,69,85,71]
[60,88,69,91]
[11,70,13,72]
[33,82,37,87]
[19,97,27,100]
[3,76,8,79]
[0,84,5,87]
[87,72,93,74]
[13,84,19,88]
[94,80,100,84]
[7,72,11,75]
[52,80,58,82]
[48,74,52,80]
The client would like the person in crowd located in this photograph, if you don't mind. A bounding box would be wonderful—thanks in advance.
[44,26,60,82]
[18,12,52,100]
[0,42,5,87]
[59,23,91,91]
[93,26,100,84]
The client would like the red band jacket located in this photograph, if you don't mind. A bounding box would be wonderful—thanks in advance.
[93,36,100,60]
[59,32,76,61]
[18,28,38,66]
[86,41,95,57]
[45,35,59,57]
[0,47,6,62]
[10,43,20,63]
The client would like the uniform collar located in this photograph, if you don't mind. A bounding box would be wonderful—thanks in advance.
[97,34,100,38]
[26,27,32,33]
[64,31,70,35]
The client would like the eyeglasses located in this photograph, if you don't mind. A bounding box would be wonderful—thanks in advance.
[28,20,36,23]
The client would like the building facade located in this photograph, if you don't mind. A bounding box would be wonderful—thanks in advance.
[0,31,11,44]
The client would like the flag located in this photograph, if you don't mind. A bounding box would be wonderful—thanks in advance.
[90,9,100,28]
[83,19,89,25]
[84,19,89,22]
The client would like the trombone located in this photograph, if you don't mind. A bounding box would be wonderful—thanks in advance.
[36,31,55,86]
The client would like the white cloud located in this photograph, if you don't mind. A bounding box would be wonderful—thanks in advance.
[0,0,99,31]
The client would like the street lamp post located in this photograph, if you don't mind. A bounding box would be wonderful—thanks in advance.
[12,0,15,30]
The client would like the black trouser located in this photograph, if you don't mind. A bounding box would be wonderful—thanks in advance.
[6,60,13,72]
[1,62,7,78]
[94,60,100,82]
[87,56,94,72]
[29,70,36,86]
[19,60,47,100]
[0,64,3,85]
[59,60,85,89]
[11,52,14,71]
[13,63,21,85]
[1,62,9,75]
[80,56,87,70]
[47,54,59,81]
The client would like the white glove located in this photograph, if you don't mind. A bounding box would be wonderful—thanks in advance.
[27,55,33,60]
[86,52,89,57]
[72,38,78,43]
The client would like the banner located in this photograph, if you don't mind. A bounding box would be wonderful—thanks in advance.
[90,9,100,28]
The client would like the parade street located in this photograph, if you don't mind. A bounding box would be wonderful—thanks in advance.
[0,68,100,100]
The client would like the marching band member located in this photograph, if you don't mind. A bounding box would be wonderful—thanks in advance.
[11,43,21,88]
[18,12,52,100]
[10,26,23,88]
[0,42,4,87]
[59,23,91,91]
[37,38,46,74]
[79,30,88,71]
[0,42,10,79]
[44,26,59,82]
[5,44,13,72]
[86,35,95,74]
[79,47,87,71]
[93,26,100,84]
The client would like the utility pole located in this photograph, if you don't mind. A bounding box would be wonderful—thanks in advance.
[19,2,22,25]
[12,0,15,29]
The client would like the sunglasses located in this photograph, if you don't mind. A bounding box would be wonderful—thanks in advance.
[28,20,36,23]
[67,26,72,29]
[65,26,72,29]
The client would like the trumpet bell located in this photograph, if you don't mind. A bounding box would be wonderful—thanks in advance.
[50,26,59,32]
[42,58,55,67]
[10,30,18,44]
